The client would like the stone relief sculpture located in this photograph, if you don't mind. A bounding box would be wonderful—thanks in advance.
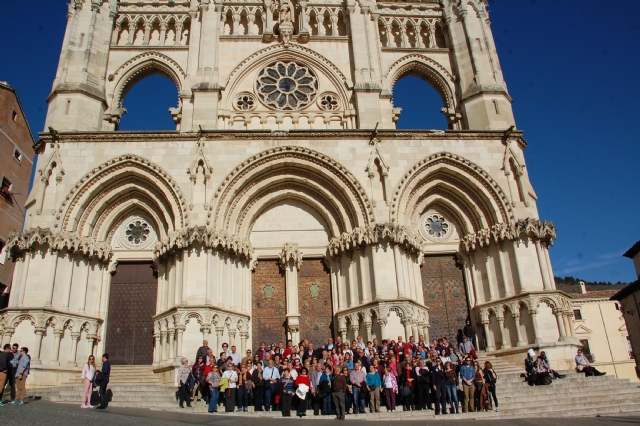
[278,0,295,46]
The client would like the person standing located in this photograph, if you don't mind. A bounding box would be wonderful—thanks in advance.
[191,355,206,402]
[14,347,31,406]
[4,343,19,404]
[263,358,280,411]
[431,358,446,415]
[80,355,96,408]
[444,361,459,414]
[196,340,211,364]
[349,361,366,414]
[251,362,265,411]
[459,357,475,413]
[413,358,431,410]
[366,364,382,413]
[295,367,311,417]
[382,365,398,413]
[483,361,498,412]
[0,344,11,406]
[332,366,349,420]
[222,359,238,412]
[206,364,221,413]
[94,353,110,409]
[178,358,192,408]
[236,364,249,412]
[280,369,295,417]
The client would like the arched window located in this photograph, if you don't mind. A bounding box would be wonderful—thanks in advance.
[393,75,448,130]
[119,74,178,131]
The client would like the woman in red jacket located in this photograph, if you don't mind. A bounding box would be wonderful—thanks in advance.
[295,367,311,417]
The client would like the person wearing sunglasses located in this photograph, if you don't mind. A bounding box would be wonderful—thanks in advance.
[206,365,221,413]
[459,357,475,412]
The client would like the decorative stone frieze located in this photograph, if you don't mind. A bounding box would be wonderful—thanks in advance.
[460,218,557,253]
[153,226,253,262]
[6,227,112,262]
[327,222,424,257]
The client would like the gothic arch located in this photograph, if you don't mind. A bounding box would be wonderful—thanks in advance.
[391,152,514,236]
[209,146,374,237]
[221,43,353,112]
[106,51,185,113]
[57,154,188,239]
[386,54,457,113]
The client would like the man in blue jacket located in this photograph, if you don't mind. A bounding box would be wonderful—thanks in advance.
[97,353,111,409]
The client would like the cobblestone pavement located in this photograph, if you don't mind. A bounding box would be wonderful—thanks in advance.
[1,400,640,426]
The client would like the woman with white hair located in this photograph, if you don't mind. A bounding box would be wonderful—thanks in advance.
[178,358,192,408]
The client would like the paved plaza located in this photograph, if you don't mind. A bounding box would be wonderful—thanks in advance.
[1,400,640,426]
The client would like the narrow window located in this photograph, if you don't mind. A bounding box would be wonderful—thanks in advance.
[65,99,71,115]
[0,239,5,265]
[492,100,500,115]
[12,111,18,122]
[0,177,13,204]
[573,309,582,320]
[13,149,22,162]
[475,38,483,51]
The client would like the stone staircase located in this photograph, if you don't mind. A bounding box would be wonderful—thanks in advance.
[27,355,640,419]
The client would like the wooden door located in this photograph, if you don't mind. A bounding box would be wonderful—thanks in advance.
[105,262,157,365]
[420,255,470,342]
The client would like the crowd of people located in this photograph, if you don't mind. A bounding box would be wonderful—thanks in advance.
[179,324,501,418]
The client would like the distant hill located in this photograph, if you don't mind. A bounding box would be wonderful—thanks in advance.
[554,276,631,287]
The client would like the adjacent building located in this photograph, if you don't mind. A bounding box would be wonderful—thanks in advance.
[612,241,640,379]
[0,82,35,309]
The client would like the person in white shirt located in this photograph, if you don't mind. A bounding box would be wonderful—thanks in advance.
[222,359,238,412]
[229,346,242,366]
[356,336,366,350]
[80,355,96,408]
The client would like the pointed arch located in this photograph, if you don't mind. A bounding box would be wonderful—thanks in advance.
[56,155,188,241]
[209,146,374,239]
[391,152,514,238]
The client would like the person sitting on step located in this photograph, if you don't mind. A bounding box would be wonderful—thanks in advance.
[575,349,606,377]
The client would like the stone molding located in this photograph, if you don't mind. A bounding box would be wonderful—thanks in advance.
[0,308,103,341]
[460,218,557,253]
[6,227,112,262]
[278,242,303,270]
[327,222,423,257]
[475,291,572,321]
[335,299,429,330]
[153,306,250,334]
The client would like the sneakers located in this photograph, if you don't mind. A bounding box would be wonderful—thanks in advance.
[81,404,88,408]
[17,401,25,406]
[243,408,249,412]
[236,408,243,412]
[496,407,499,412]
[0,402,4,407]
[8,401,15,405]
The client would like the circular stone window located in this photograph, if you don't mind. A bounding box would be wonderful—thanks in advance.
[255,61,318,110]
[420,210,454,242]
[234,92,257,111]
[318,92,340,111]
[117,215,158,250]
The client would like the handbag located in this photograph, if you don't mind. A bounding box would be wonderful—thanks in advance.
[398,385,410,397]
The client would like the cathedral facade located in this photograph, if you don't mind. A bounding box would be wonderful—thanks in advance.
[1,0,579,386]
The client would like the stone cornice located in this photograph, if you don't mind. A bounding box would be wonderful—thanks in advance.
[154,225,253,262]
[6,227,112,262]
[35,129,527,149]
[459,218,557,253]
[0,307,103,336]
[327,222,424,257]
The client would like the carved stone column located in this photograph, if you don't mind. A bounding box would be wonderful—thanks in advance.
[279,242,303,340]
[175,327,185,361]
[482,320,495,352]
[497,316,510,349]
[393,245,406,298]
[160,331,168,361]
[512,313,526,347]
[530,311,541,344]
[215,327,224,355]
[62,252,75,312]
[411,323,419,341]
[205,248,213,305]
[377,319,387,341]
[554,309,567,341]
[498,243,512,297]
[159,22,167,46]
[94,263,106,315]
[51,330,64,365]
[340,327,347,343]
[484,250,497,301]
[45,250,59,308]
[201,325,211,344]
[563,314,572,339]
[153,333,161,364]
[143,21,152,45]
[229,330,236,348]
[535,240,552,291]
[402,318,412,341]
[168,329,176,360]
[364,321,373,342]
[240,331,249,354]
[1,329,14,346]
[31,327,45,365]
[78,256,91,314]
[68,332,81,366]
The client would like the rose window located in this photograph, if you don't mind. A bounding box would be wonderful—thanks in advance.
[319,93,340,111]
[425,215,449,238]
[255,61,318,110]
[125,220,151,245]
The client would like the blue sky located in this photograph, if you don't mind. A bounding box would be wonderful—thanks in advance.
[1,1,639,283]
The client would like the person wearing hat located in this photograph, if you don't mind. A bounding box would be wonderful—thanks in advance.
[524,349,536,385]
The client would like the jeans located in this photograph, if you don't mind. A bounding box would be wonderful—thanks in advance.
[352,386,365,413]
[265,382,275,410]
[237,387,248,409]
[179,382,190,407]
[99,379,109,408]
[445,384,459,411]
[322,394,332,414]
[253,386,264,410]
[208,387,220,412]
[281,393,293,416]
[415,382,430,409]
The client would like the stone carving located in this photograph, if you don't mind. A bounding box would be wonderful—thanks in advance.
[309,282,320,299]
[327,222,424,257]
[6,227,112,262]
[263,284,275,300]
[460,218,557,253]
[279,242,303,270]
[278,0,295,46]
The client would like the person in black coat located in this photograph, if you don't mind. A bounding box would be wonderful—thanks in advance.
[413,358,431,410]
[97,353,111,409]
[431,358,447,415]
[399,361,416,411]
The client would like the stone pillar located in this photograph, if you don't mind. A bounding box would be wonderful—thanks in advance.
[10,255,24,308]
[160,331,167,362]
[482,321,495,351]
[530,311,541,344]
[168,330,176,360]
[201,325,211,345]
[513,313,526,346]
[497,317,510,349]
[68,332,81,366]
[175,327,185,361]
[421,326,430,344]
[357,247,371,303]
[1,329,14,346]
[94,263,106,315]
[31,327,45,365]
[498,243,512,297]
[175,252,183,306]
[544,247,556,290]
[78,257,91,314]
[484,250,497,301]
[377,319,387,341]
[393,245,406,298]
[51,330,64,366]
[364,322,373,342]
[215,327,224,355]
[229,331,236,348]
[240,331,249,354]
[340,328,347,343]
[411,323,419,341]
[159,22,167,46]
[329,259,339,312]
[280,243,303,339]
[402,319,412,341]
[205,248,212,305]
[535,240,552,291]
[153,334,161,364]
[45,250,59,308]
[511,240,526,294]
[567,314,576,338]
[554,310,567,341]
[468,253,481,305]
[348,251,358,307]
[368,245,380,300]
[217,253,224,308]
[181,249,189,305]
[62,252,75,312]
[338,255,349,310]
[563,314,573,339]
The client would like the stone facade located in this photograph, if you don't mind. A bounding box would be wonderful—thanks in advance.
[0,82,35,307]
[1,0,581,387]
